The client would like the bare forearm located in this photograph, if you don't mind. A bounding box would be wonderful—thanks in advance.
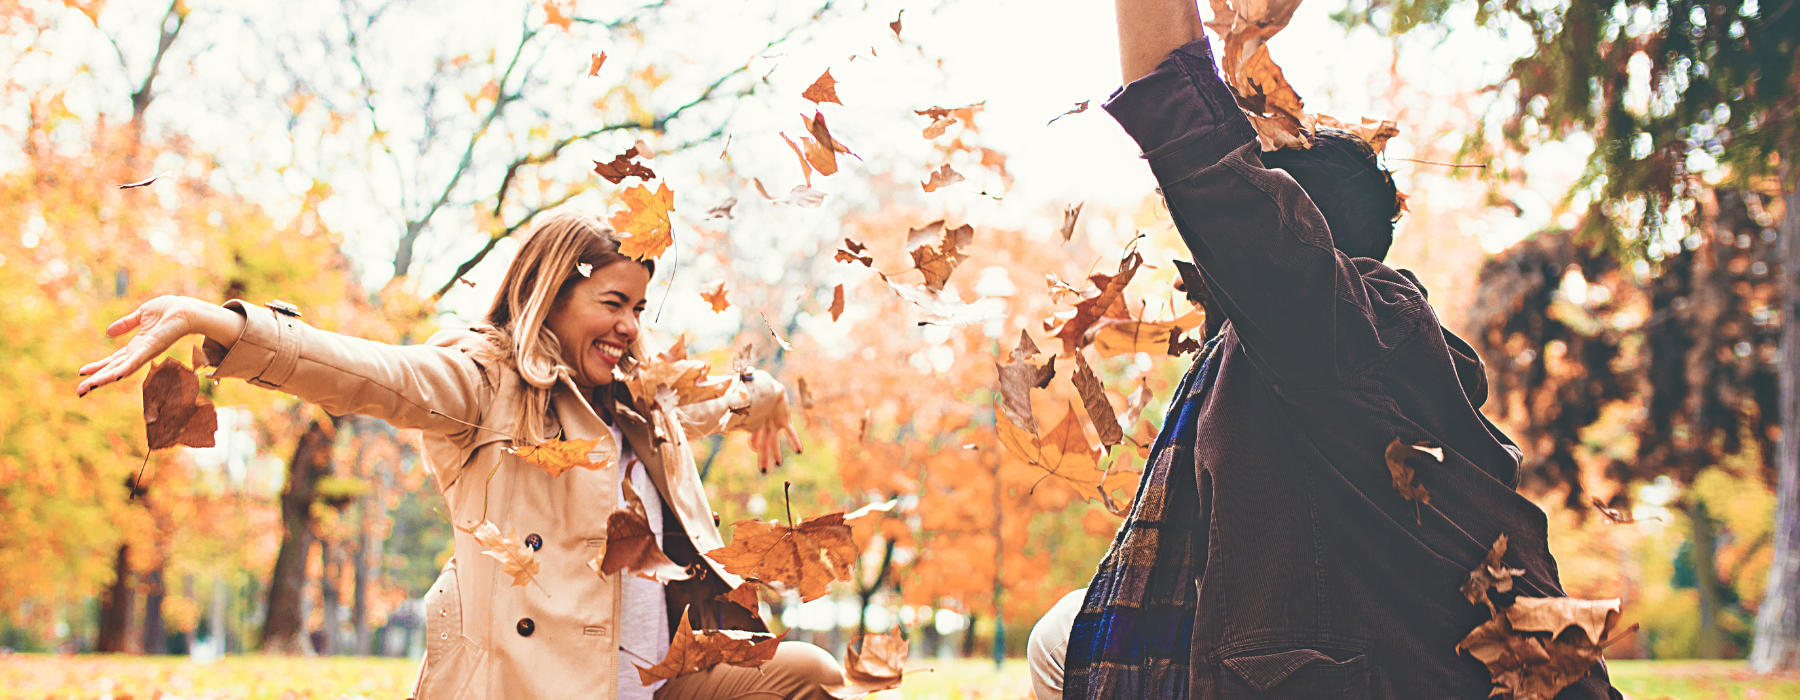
[190,300,247,350]
[1115,0,1205,83]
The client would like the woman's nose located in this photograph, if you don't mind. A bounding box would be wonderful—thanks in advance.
[616,314,639,339]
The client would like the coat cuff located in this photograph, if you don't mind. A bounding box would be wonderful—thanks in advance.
[1103,37,1257,185]
[211,300,305,390]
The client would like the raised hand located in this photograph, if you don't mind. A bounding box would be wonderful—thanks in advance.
[76,296,240,397]
[727,371,803,473]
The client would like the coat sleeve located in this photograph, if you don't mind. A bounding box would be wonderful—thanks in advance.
[1103,38,1397,388]
[208,300,495,442]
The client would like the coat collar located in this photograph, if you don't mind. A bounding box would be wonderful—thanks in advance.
[552,376,673,503]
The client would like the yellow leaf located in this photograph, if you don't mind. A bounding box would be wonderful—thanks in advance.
[610,183,675,261]
[510,437,614,477]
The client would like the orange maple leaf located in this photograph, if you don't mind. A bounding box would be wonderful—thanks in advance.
[828,627,911,698]
[542,0,574,30]
[589,52,607,76]
[636,607,787,685]
[610,182,675,261]
[905,220,975,292]
[802,69,841,105]
[701,282,731,313]
[510,437,614,477]
[714,578,768,613]
[705,495,858,602]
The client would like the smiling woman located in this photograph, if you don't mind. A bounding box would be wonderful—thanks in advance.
[73,203,833,700]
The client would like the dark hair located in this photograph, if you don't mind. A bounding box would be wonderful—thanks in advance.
[1260,128,1402,261]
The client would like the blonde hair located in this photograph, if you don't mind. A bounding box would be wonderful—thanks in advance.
[474,204,653,443]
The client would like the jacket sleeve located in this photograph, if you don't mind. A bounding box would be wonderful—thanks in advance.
[1103,38,1388,388]
[209,300,493,442]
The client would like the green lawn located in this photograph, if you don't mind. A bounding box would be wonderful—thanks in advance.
[0,654,1795,699]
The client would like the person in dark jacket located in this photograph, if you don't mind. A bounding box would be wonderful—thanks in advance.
[1050,1,1627,698]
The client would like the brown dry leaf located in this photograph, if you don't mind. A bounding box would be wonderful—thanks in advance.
[1097,459,1146,517]
[598,463,695,583]
[828,627,910,698]
[715,578,768,612]
[1384,437,1441,524]
[593,146,657,184]
[143,358,218,450]
[1589,497,1655,524]
[835,238,874,267]
[701,282,731,313]
[1047,251,1143,356]
[464,520,542,588]
[921,163,963,192]
[802,69,842,104]
[1047,100,1090,125]
[1458,599,1635,700]
[706,509,859,602]
[627,339,732,412]
[796,377,815,411]
[1463,535,1527,614]
[752,178,776,200]
[1316,114,1401,154]
[510,437,614,477]
[889,9,903,37]
[1060,202,1083,242]
[119,173,163,189]
[906,220,975,292]
[610,183,676,261]
[1118,379,1151,438]
[1031,405,1107,490]
[995,331,1056,437]
[762,313,795,352]
[779,132,817,186]
[1087,312,1205,357]
[1507,597,1621,646]
[915,106,958,138]
[1071,354,1123,447]
[829,284,846,321]
[589,52,607,76]
[881,275,1005,326]
[636,608,787,685]
[707,197,737,220]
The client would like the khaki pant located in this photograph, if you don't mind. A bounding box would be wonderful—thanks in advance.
[654,642,843,700]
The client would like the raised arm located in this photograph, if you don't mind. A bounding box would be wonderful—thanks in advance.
[1115,0,1207,84]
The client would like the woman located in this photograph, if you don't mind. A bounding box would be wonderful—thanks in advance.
[76,205,843,700]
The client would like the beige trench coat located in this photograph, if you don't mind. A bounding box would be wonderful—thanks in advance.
[208,301,764,700]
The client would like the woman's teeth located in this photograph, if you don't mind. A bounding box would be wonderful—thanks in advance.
[595,342,623,361]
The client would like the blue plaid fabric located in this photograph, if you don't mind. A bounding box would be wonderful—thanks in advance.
[1061,335,1224,700]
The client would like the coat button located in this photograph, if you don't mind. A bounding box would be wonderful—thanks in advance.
[517,618,535,637]
[524,534,543,550]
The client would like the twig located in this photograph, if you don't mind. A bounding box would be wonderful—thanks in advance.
[1390,158,1487,168]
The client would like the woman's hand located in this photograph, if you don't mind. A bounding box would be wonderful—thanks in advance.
[727,371,802,473]
[76,296,241,397]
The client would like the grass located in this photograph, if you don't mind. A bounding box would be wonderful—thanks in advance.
[0,654,1795,699]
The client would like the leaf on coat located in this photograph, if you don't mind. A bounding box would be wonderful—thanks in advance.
[143,358,218,450]
[1458,598,1636,700]
[921,163,963,192]
[1384,438,1441,522]
[1071,354,1123,447]
[702,282,731,313]
[706,501,859,602]
[510,437,614,477]
[802,69,842,105]
[1060,202,1083,242]
[636,607,788,685]
[593,146,657,184]
[464,520,542,588]
[829,284,846,321]
[715,578,768,612]
[1046,251,1142,356]
[828,627,910,698]
[588,52,607,76]
[835,238,874,267]
[598,462,695,583]
[881,275,1006,326]
[610,182,675,261]
[1463,535,1527,615]
[905,220,975,292]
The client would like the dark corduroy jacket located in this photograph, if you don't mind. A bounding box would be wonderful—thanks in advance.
[1103,39,1621,699]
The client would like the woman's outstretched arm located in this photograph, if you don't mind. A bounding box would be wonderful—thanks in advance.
[77,296,244,397]
[1116,0,1207,84]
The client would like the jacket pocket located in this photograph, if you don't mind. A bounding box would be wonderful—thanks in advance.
[1220,648,1368,700]
[412,559,486,700]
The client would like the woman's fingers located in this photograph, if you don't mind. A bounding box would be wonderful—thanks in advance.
[782,423,803,456]
[78,347,129,377]
[105,307,145,338]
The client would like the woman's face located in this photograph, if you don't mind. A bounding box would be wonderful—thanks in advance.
[545,260,650,389]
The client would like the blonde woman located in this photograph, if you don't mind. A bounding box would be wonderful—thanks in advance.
[76,205,843,700]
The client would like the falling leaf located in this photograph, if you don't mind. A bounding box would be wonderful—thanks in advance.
[598,463,695,583]
[707,197,738,220]
[542,0,574,30]
[921,116,957,139]
[1047,251,1143,356]
[1087,312,1206,357]
[1396,189,1411,213]
[610,182,675,261]
[835,238,873,267]
[1047,100,1090,125]
[1003,404,1106,492]
[716,578,768,612]
[706,509,859,602]
[845,499,899,522]
[828,627,910,698]
[762,313,795,352]
[1590,497,1658,524]
[889,9,903,37]
[457,277,477,288]
[796,377,815,411]
[119,173,165,189]
[510,437,615,477]
[593,146,657,184]
[626,339,732,413]
[775,185,826,208]
[464,520,542,588]
[589,52,607,76]
[828,284,846,321]
[1316,114,1401,154]
[1118,378,1151,437]
[632,139,656,158]
[802,69,841,105]
[1458,598,1636,700]
[882,275,1005,326]
[577,262,593,277]
[1463,535,1527,615]
[1060,202,1083,242]
[1384,437,1442,523]
[921,163,963,192]
[752,177,775,199]
[142,358,218,450]
[636,608,787,685]
[906,220,975,292]
[995,331,1056,437]
[1071,354,1123,447]
[701,282,731,313]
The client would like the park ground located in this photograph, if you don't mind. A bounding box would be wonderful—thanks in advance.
[0,656,1798,699]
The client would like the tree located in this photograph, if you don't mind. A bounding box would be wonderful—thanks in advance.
[1361,0,1800,667]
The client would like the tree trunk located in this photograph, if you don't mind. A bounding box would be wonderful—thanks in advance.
[319,539,339,655]
[353,497,372,655]
[95,544,135,653]
[259,415,336,654]
[141,568,166,654]
[1753,186,1800,671]
[1689,500,1728,658]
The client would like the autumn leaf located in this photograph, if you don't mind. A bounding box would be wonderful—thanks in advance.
[610,182,675,261]
[1035,405,1105,487]
[762,313,795,352]
[835,238,873,267]
[705,491,859,602]
[589,52,607,76]
[829,284,845,321]
[1047,100,1090,125]
[882,275,1005,326]
[1462,535,1527,615]
[1316,114,1400,154]
[889,9,903,37]
[775,185,826,208]
[995,331,1055,437]
[593,146,656,184]
[636,608,787,685]
[906,220,975,292]
[701,282,730,313]
[779,132,816,186]
[1384,437,1442,523]
[119,173,164,189]
[796,376,815,411]
[1118,378,1152,440]
[627,338,731,413]
[542,0,574,30]
[464,520,542,589]
[1590,496,1658,524]
[915,106,957,139]
[1087,312,1205,358]
[802,69,841,105]
[715,578,768,613]
[510,437,615,478]
[142,358,218,450]
[1071,354,1123,447]
[1060,202,1083,242]
[921,163,963,192]
[828,627,910,698]
[1047,251,1142,356]
[707,197,737,220]
[597,463,694,583]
